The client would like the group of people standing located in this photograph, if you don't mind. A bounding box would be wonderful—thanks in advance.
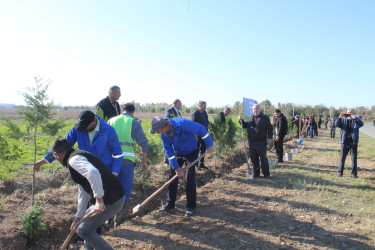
[34,86,218,249]
[32,86,365,249]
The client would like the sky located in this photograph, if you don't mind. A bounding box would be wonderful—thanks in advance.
[0,0,374,109]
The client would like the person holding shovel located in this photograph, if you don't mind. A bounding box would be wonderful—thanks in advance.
[238,104,273,178]
[51,138,125,249]
[150,116,215,217]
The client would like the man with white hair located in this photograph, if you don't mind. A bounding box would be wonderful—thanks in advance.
[238,104,273,178]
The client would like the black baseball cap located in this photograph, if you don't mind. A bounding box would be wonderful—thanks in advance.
[74,110,96,131]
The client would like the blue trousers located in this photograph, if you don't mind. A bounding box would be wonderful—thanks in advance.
[118,162,136,203]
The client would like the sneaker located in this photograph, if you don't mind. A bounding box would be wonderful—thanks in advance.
[351,174,358,178]
[337,173,343,177]
[159,205,175,213]
[185,208,196,217]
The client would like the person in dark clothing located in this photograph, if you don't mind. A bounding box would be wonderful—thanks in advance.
[324,117,329,129]
[290,115,303,138]
[238,104,273,178]
[335,110,364,178]
[166,99,182,119]
[191,101,211,169]
[273,109,288,162]
[51,139,125,249]
[163,99,182,165]
[313,116,319,136]
[95,85,121,122]
[308,116,317,138]
[303,116,309,137]
[219,108,231,123]
[317,116,322,129]
[330,117,336,138]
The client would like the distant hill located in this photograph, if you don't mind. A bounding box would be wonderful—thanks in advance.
[0,104,15,108]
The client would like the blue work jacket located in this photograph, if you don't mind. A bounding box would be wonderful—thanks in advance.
[161,118,214,169]
[335,117,364,144]
[44,115,123,174]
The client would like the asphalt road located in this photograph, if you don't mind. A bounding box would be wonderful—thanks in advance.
[360,123,375,138]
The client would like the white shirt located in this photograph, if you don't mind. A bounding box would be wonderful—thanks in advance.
[69,155,105,218]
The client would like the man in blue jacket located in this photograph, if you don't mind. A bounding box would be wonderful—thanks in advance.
[335,109,364,178]
[34,110,123,178]
[163,99,183,166]
[150,116,215,217]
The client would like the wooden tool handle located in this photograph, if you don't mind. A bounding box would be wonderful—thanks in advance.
[61,210,96,249]
[134,151,207,213]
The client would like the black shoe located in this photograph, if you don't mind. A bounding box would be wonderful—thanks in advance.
[185,208,196,217]
[264,175,271,179]
[351,174,358,178]
[253,175,260,178]
[197,164,209,170]
[159,205,175,213]
[337,173,343,177]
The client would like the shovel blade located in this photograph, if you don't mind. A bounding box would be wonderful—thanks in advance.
[245,168,253,179]
[132,204,141,215]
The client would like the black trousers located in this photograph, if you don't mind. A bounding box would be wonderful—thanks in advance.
[166,150,198,209]
[274,136,285,162]
[314,125,318,136]
[296,127,301,138]
[338,140,358,176]
[249,141,270,177]
[197,137,206,166]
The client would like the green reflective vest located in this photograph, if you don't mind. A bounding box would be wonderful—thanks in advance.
[109,114,136,162]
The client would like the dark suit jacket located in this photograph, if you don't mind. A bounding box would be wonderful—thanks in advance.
[191,109,209,128]
[165,106,181,119]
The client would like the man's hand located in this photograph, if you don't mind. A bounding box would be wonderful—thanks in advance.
[34,159,46,172]
[70,217,80,233]
[238,115,243,121]
[207,145,215,154]
[275,136,280,142]
[142,162,149,172]
[95,198,105,213]
[175,167,184,178]
[339,112,345,118]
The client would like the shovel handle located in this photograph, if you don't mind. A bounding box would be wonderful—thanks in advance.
[132,151,207,214]
[61,210,96,249]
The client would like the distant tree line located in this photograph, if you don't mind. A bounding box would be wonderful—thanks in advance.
[13,101,375,121]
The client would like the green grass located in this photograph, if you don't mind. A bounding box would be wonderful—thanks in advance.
[359,131,375,160]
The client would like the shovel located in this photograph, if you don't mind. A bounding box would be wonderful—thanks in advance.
[132,151,207,215]
[240,120,253,178]
[61,209,96,249]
